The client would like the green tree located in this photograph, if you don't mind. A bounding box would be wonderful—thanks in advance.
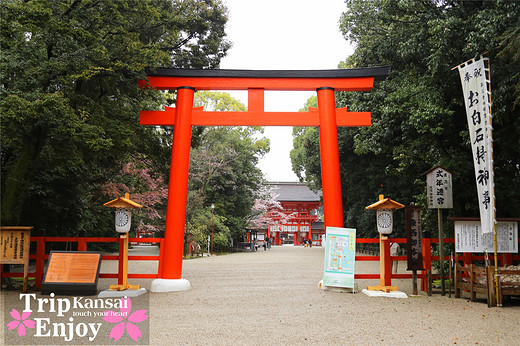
[186,91,270,247]
[1,0,230,236]
[292,0,520,237]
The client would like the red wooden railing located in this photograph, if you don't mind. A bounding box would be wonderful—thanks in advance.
[2,236,518,291]
[1,237,162,290]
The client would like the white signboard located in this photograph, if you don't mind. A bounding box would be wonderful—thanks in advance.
[455,221,518,253]
[322,227,356,288]
[458,58,495,233]
[426,166,453,209]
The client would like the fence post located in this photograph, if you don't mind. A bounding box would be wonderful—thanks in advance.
[422,237,432,292]
[35,237,45,290]
[502,253,512,267]
[78,237,87,251]
[427,269,432,296]
[463,252,472,266]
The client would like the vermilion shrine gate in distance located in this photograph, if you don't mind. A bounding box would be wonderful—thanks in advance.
[139,67,390,292]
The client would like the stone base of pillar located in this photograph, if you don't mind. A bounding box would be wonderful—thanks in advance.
[150,278,191,292]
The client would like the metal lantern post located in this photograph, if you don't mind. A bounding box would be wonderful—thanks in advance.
[366,194,404,293]
[104,193,143,291]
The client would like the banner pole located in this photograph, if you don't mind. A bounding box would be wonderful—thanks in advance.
[486,58,500,307]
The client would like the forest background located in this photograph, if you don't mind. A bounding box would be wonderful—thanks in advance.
[1,0,519,250]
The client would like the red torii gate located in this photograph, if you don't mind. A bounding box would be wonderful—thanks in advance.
[139,67,390,292]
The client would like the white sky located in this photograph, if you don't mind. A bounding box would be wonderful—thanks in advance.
[220,0,354,182]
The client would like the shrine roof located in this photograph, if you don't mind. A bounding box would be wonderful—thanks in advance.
[269,182,321,202]
[146,66,391,81]
[311,221,325,230]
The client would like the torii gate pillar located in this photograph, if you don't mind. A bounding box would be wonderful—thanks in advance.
[151,87,194,292]
[140,67,390,292]
[317,87,344,228]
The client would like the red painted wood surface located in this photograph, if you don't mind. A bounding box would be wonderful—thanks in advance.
[317,88,344,229]
[141,76,375,91]
[160,87,195,280]
[140,107,371,127]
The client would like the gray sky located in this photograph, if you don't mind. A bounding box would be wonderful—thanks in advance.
[220,0,354,181]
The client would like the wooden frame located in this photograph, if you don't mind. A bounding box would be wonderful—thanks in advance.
[1,227,32,292]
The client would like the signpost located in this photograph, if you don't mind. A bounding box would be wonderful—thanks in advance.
[425,166,453,296]
[322,227,356,290]
[405,206,423,295]
[1,227,32,292]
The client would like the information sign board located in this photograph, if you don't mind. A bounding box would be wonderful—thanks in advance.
[322,227,356,288]
[455,221,518,253]
[1,227,32,292]
[41,251,103,295]
[405,207,424,270]
[426,166,453,209]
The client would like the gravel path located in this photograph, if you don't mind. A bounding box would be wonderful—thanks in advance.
[147,246,519,345]
[2,245,519,345]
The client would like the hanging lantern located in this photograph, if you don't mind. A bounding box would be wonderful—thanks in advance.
[376,209,393,234]
[104,193,143,234]
[366,195,404,235]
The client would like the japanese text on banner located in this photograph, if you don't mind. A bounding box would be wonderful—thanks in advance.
[458,58,495,234]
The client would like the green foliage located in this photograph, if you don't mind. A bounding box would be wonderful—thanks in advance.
[1,0,230,237]
[292,0,520,237]
[186,207,229,252]
[186,91,269,245]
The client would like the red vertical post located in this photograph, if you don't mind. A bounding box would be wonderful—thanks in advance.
[35,237,45,290]
[118,236,125,285]
[317,87,344,229]
[381,235,392,286]
[503,253,513,266]
[160,86,195,280]
[78,237,87,252]
[422,237,432,292]
[463,252,472,266]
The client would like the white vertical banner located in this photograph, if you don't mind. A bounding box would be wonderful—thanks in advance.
[457,57,495,234]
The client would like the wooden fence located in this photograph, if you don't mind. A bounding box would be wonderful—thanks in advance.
[1,236,519,292]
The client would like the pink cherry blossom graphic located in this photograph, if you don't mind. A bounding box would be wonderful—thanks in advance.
[103,297,148,341]
[7,309,36,337]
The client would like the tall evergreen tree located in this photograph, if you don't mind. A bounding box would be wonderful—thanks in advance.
[1,0,231,236]
[292,0,520,237]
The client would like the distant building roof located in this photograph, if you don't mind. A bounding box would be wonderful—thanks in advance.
[311,221,324,230]
[269,182,320,202]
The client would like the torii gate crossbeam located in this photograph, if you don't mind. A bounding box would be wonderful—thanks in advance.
[139,67,390,292]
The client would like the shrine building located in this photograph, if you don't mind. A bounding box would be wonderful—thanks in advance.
[250,182,323,246]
